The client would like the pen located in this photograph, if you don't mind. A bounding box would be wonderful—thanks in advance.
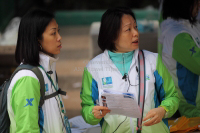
[96,99,99,106]
[96,100,102,115]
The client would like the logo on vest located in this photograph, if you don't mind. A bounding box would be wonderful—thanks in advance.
[24,98,34,107]
[190,47,196,56]
[45,84,48,92]
[102,77,113,88]
[146,75,150,80]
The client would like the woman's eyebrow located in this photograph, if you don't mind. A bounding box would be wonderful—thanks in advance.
[123,23,131,28]
[50,28,57,30]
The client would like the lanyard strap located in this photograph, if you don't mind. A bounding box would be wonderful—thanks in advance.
[39,65,65,110]
[137,50,146,133]
[39,65,58,91]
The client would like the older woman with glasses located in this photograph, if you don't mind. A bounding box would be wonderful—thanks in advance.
[81,7,179,133]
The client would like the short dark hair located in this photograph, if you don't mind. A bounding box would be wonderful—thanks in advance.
[98,7,136,52]
[162,0,198,24]
[15,9,54,66]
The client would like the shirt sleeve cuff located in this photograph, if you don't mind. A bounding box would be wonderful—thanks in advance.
[159,105,169,118]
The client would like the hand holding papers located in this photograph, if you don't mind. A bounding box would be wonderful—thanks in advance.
[99,89,141,118]
[92,105,110,119]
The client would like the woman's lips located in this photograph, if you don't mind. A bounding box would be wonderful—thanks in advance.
[132,40,139,44]
[58,44,62,48]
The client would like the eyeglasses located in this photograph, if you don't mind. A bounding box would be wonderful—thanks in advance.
[126,66,139,92]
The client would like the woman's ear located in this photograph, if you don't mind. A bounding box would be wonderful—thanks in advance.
[38,40,43,50]
[38,39,41,45]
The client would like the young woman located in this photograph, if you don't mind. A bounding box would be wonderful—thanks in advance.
[159,0,200,118]
[80,7,179,133]
[7,9,71,133]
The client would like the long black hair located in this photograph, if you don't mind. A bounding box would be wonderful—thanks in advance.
[15,9,54,66]
[162,0,198,24]
[98,7,136,52]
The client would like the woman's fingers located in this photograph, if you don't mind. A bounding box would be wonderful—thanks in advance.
[143,115,159,126]
[142,107,166,126]
[92,106,111,119]
[93,106,110,111]
[102,110,111,115]
[142,111,155,121]
[93,111,103,119]
[93,110,110,119]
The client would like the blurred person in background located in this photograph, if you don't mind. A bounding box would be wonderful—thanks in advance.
[197,0,200,22]
[7,9,71,133]
[159,0,200,118]
[80,7,179,133]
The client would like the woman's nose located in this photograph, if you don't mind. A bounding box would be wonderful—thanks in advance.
[132,29,139,37]
[57,33,62,41]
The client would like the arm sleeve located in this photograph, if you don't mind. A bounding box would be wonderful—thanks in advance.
[154,55,180,118]
[80,68,101,125]
[172,33,200,75]
[11,76,40,133]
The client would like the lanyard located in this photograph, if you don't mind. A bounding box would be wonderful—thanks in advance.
[39,65,58,91]
[39,65,64,109]
[137,50,146,133]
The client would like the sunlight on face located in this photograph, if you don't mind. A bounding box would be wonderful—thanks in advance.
[115,14,139,53]
[39,19,62,57]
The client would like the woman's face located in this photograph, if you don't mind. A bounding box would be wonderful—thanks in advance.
[192,0,199,18]
[114,14,139,53]
[39,19,62,57]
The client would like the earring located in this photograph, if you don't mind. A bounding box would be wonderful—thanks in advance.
[40,45,43,50]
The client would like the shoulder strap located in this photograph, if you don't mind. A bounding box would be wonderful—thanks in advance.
[137,50,146,133]
[38,66,67,100]
[44,88,66,100]
[11,64,45,107]
[44,72,66,100]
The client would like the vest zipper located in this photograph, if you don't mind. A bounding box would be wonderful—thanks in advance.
[123,54,127,81]
[123,54,129,92]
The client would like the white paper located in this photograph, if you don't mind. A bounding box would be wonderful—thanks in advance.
[69,115,100,132]
[100,89,141,118]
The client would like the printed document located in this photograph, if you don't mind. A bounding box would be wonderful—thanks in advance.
[99,89,141,118]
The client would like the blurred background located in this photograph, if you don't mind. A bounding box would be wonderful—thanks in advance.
[0,0,160,119]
